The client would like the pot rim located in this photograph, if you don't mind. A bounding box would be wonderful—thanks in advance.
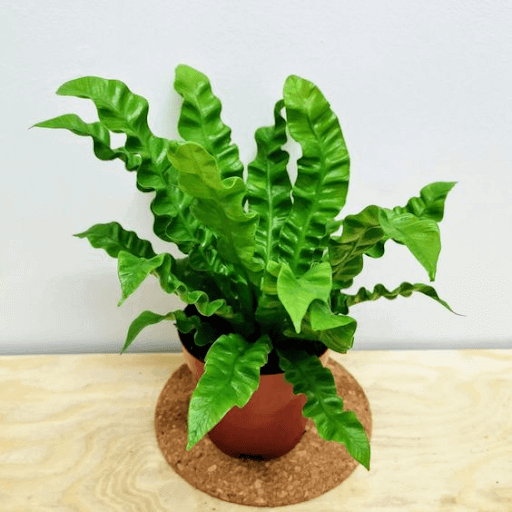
[180,337,330,376]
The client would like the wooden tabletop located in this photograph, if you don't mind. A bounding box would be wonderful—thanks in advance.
[0,349,510,511]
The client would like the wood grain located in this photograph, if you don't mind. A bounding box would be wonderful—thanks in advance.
[0,349,511,511]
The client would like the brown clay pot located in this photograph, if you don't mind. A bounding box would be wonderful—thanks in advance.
[182,342,330,460]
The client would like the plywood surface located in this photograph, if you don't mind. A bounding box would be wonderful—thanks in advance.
[0,349,510,511]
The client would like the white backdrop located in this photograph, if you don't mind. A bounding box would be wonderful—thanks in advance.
[1,0,511,354]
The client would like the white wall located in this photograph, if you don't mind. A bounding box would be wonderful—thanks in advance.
[1,0,511,354]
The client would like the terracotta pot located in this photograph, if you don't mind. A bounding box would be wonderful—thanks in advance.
[182,342,330,460]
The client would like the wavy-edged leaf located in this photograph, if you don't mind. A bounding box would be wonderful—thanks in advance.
[306,300,357,353]
[379,209,441,281]
[187,334,272,450]
[364,243,386,259]
[246,100,292,265]
[257,261,344,342]
[333,281,459,315]
[121,308,210,353]
[277,262,332,333]
[32,114,141,170]
[330,206,384,285]
[277,348,370,469]
[331,291,350,316]
[175,255,241,311]
[169,312,199,335]
[175,314,219,347]
[284,301,357,351]
[40,77,237,304]
[279,75,350,274]
[157,258,241,321]
[366,182,456,258]
[255,260,290,328]
[398,181,457,222]
[117,251,165,305]
[120,253,239,323]
[50,76,203,254]
[56,77,152,138]
[168,141,261,278]
[74,222,156,259]
[121,285,243,355]
[74,221,239,321]
[332,257,363,291]
[174,64,244,180]
[121,309,181,353]
[320,219,344,257]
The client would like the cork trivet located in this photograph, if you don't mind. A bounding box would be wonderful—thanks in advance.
[155,358,372,507]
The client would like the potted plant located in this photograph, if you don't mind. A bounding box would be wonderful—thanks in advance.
[35,64,457,472]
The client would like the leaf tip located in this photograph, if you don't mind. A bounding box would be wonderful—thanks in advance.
[175,63,204,79]
[175,63,192,75]
[186,435,199,452]
[355,436,371,470]
[55,82,69,96]
[55,78,83,97]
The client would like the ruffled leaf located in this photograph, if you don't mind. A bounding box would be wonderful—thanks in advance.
[121,251,238,320]
[56,77,152,138]
[174,64,244,180]
[330,206,384,285]
[187,334,272,450]
[121,309,207,353]
[120,265,244,352]
[278,75,350,274]
[32,114,141,169]
[168,141,261,277]
[75,222,239,321]
[121,309,184,353]
[255,261,290,329]
[379,209,441,281]
[39,77,238,304]
[366,182,456,259]
[333,281,459,315]
[277,262,332,333]
[117,251,165,305]
[277,348,370,469]
[246,100,292,265]
[48,76,203,253]
[398,181,457,222]
[74,222,156,259]
[306,300,357,353]
[174,314,218,347]
[174,255,240,312]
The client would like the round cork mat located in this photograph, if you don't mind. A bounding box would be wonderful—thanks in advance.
[155,358,372,507]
